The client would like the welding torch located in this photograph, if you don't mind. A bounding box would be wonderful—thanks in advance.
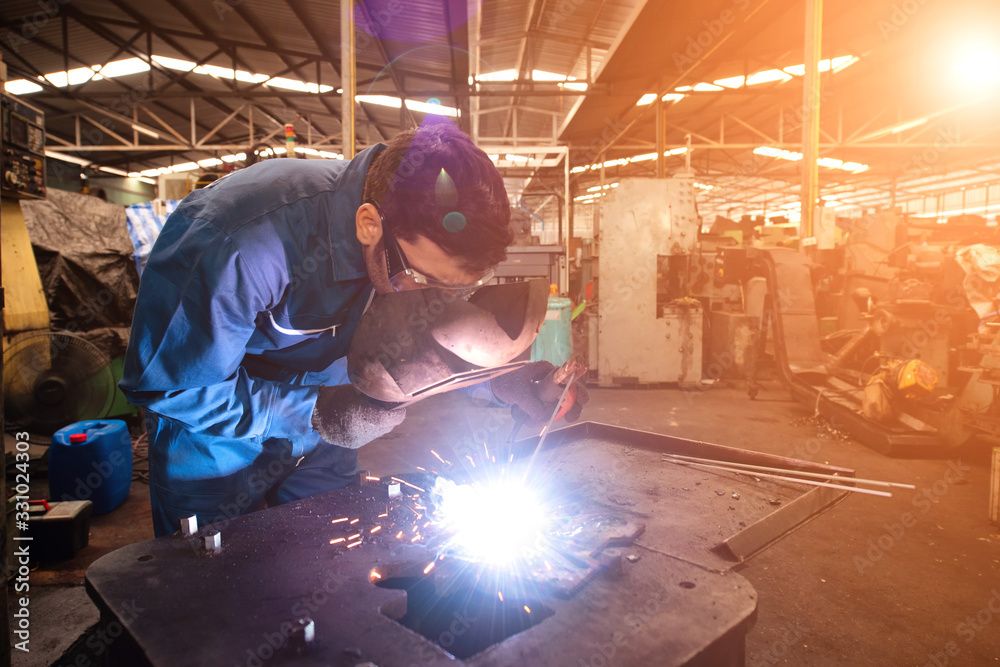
[507,356,588,443]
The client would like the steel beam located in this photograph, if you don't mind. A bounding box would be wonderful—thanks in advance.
[342,0,356,157]
[800,0,822,240]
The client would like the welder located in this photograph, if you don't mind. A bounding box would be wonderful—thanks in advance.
[120,121,588,537]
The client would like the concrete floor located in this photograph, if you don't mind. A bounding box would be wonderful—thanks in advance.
[12,379,1000,667]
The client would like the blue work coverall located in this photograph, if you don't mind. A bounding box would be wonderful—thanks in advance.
[121,144,386,536]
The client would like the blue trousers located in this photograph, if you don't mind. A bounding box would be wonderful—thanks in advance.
[146,414,359,537]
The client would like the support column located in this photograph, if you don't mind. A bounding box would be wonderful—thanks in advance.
[656,98,666,179]
[341,0,356,159]
[800,0,823,239]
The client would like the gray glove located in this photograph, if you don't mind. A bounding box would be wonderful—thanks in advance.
[490,361,590,426]
[311,385,406,449]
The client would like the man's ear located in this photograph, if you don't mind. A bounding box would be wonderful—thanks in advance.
[356,203,383,247]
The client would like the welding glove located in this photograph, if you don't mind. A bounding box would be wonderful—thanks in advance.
[490,361,590,426]
[311,385,407,449]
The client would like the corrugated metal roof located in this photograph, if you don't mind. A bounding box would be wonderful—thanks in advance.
[3,0,996,212]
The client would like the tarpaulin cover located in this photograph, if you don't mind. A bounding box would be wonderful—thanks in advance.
[125,199,178,274]
[20,189,140,332]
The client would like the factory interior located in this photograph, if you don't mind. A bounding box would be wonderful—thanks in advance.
[2,0,1000,665]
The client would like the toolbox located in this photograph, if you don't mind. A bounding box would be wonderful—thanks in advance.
[26,500,93,561]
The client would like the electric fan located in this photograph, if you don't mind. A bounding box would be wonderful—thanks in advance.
[3,332,116,435]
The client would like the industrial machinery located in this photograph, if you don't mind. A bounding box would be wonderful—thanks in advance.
[494,246,565,289]
[593,176,702,386]
[85,421,852,666]
[715,210,1000,455]
[1,92,46,199]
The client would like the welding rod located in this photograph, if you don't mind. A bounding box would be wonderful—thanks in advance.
[662,453,916,490]
[662,457,893,498]
[521,372,577,482]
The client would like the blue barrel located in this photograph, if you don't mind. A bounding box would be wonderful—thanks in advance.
[531,289,573,367]
[49,420,132,515]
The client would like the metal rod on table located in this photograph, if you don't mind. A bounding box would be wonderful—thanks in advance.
[662,457,893,498]
[663,453,915,490]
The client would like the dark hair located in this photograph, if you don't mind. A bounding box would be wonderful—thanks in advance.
[363,121,513,273]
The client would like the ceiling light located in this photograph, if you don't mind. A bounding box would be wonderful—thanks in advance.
[404,99,458,117]
[96,58,150,78]
[151,55,197,72]
[636,93,658,105]
[714,75,745,88]
[746,69,792,85]
[43,67,98,87]
[98,166,130,177]
[831,56,859,72]
[693,82,723,92]
[4,79,44,95]
[45,150,91,166]
[477,69,518,82]
[131,124,160,139]
[661,93,685,103]
[170,162,199,172]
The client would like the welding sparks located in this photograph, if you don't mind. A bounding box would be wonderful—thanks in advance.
[416,466,426,472]
[466,454,476,467]
[331,517,348,524]
[370,570,382,580]
[347,540,362,549]
[391,476,426,492]
[329,537,345,545]
[430,450,452,466]
[498,591,504,602]
[411,535,421,542]
[366,475,381,481]
[396,531,404,539]
[423,562,436,575]
[350,518,360,525]
[523,605,531,614]
[348,533,361,540]
[370,526,382,534]
[378,512,388,518]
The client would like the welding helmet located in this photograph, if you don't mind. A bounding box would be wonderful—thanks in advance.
[347,279,549,404]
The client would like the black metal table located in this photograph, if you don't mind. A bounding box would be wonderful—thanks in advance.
[86,422,851,666]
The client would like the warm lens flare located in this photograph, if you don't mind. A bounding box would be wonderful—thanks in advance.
[955,44,1000,87]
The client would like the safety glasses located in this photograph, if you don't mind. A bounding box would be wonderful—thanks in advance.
[367,200,495,297]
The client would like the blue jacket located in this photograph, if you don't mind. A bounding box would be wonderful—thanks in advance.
[121,145,385,472]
